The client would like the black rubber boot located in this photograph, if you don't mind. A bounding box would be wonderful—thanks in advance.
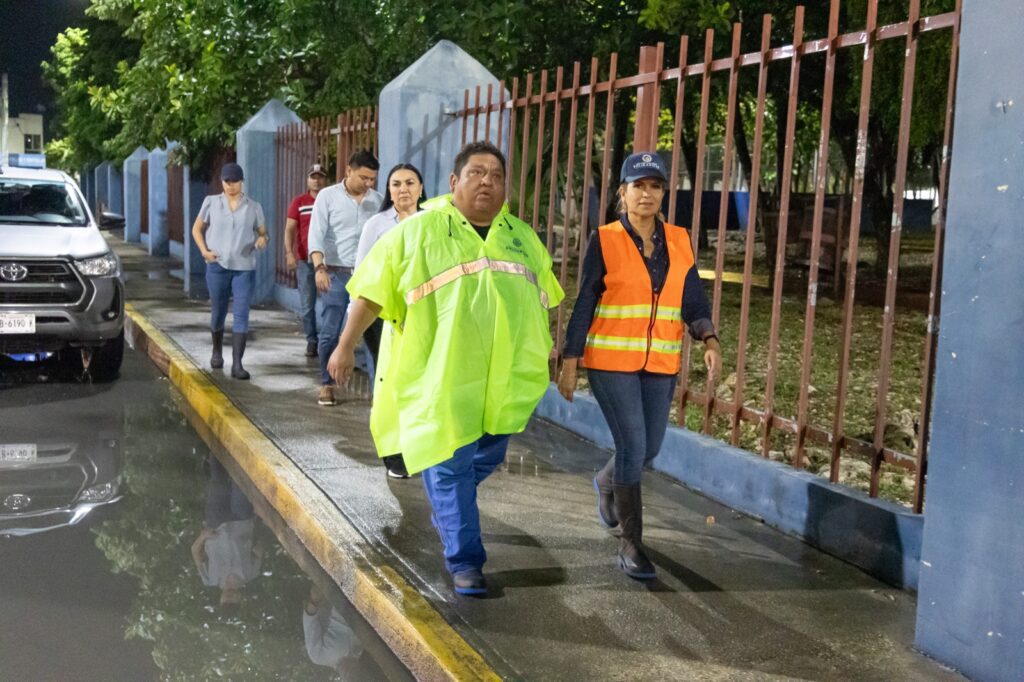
[613,483,656,580]
[210,330,224,369]
[230,332,250,380]
[594,458,618,528]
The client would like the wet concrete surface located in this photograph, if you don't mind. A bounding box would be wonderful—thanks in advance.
[0,347,410,680]
[109,233,963,680]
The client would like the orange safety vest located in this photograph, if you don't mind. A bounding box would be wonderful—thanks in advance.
[582,220,694,374]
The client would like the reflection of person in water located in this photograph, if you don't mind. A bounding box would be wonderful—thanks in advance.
[303,583,364,675]
[191,457,263,613]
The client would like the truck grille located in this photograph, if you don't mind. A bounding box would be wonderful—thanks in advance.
[0,260,85,306]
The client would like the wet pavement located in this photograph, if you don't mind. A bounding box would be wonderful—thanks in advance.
[90,232,962,680]
[0,349,410,680]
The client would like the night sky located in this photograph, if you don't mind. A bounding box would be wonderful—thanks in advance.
[0,0,90,130]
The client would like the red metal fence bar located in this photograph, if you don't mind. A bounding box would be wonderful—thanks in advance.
[794,0,841,467]
[761,7,805,458]
[831,0,880,483]
[730,14,772,447]
[913,0,961,513]
[871,0,922,497]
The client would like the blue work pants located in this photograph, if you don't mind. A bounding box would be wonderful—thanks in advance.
[295,259,319,344]
[422,434,510,574]
[206,263,254,333]
[588,369,677,485]
[317,270,351,385]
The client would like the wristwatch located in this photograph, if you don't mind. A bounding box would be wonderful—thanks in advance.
[315,263,328,274]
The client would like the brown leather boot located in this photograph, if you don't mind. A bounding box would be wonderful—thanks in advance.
[612,483,656,579]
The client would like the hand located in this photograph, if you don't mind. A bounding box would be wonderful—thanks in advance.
[315,269,331,293]
[285,253,297,272]
[255,234,269,250]
[703,337,722,380]
[557,357,578,402]
[327,343,355,387]
[202,249,219,263]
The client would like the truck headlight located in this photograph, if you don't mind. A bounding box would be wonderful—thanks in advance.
[79,481,118,503]
[75,253,120,277]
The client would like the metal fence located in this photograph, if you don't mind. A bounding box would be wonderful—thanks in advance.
[274,107,378,287]
[451,0,960,512]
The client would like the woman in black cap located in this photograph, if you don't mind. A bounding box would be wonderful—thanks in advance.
[190,162,269,379]
[557,151,721,580]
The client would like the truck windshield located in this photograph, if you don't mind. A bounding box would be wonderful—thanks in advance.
[0,178,89,227]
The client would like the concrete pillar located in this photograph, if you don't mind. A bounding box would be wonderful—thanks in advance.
[182,166,209,299]
[378,40,507,200]
[94,162,110,215]
[81,166,95,213]
[107,165,123,215]
[914,3,1024,680]
[122,146,149,243]
[146,144,174,257]
[235,99,301,304]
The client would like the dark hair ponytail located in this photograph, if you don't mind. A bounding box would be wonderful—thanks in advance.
[379,163,428,213]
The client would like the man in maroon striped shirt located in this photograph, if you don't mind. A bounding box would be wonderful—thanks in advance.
[285,164,329,357]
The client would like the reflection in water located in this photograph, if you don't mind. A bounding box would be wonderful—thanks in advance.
[304,583,365,674]
[0,352,403,680]
[0,395,124,537]
[193,457,263,614]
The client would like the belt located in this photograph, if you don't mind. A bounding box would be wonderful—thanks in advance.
[324,265,353,275]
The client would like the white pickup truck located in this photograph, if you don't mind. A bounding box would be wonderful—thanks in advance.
[0,166,124,380]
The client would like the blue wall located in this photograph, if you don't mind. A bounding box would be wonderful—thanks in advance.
[914,2,1024,679]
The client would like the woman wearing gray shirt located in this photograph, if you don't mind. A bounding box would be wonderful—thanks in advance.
[191,162,268,379]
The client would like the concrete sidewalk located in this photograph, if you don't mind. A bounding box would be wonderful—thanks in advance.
[114,234,959,681]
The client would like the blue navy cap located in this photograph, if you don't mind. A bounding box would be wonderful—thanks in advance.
[620,152,668,184]
[220,162,244,182]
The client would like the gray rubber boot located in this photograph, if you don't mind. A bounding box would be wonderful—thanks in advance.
[210,330,224,369]
[230,332,250,380]
[612,483,656,580]
[594,458,618,528]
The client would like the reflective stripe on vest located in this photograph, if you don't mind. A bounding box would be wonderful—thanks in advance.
[405,257,549,308]
[582,220,694,374]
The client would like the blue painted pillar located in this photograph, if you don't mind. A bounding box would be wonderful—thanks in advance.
[147,145,172,257]
[235,99,301,304]
[915,3,1024,680]
[378,40,507,200]
[122,146,148,243]
[94,162,109,214]
[107,165,123,215]
[183,166,209,299]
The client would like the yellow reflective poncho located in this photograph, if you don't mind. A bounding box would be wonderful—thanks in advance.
[347,195,564,474]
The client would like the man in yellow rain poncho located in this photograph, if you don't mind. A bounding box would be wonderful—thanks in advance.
[328,142,564,596]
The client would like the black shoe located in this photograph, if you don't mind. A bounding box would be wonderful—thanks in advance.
[594,476,618,528]
[384,454,409,479]
[305,341,318,358]
[613,483,656,580]
[231,332,250,380]
[452,568,487,596]
[210,330,224,369]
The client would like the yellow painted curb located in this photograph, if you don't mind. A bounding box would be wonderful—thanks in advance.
[124,303,501,682]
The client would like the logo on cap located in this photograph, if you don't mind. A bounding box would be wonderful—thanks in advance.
[642,154,653,163]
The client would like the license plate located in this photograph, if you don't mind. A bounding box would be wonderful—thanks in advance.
[0,444,37,463]
[0,313,35,334]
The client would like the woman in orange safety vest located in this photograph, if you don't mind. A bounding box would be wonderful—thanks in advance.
[558,152,721,580]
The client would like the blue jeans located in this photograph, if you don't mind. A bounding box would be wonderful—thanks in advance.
[422,434,510,574]
[205,263,254,333]
[317,271,351,385]
[295,260,319,344]
[588,369,677,485]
